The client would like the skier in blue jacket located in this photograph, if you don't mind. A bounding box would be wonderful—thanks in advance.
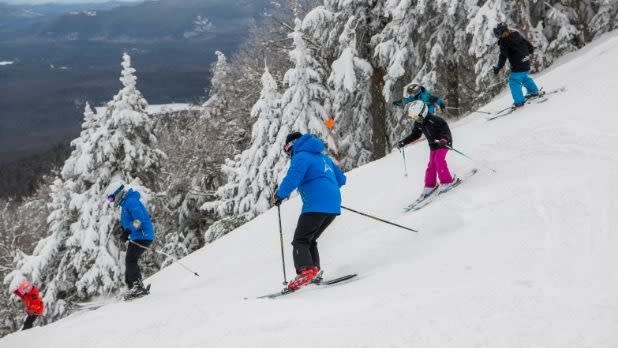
[273,132,346,291]
[107,184,155,299]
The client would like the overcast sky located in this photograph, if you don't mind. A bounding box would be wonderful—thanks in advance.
[5,0,140,4]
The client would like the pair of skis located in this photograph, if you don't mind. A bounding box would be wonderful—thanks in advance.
[74,284,151,311]
[404,168,478,212]
[257,273,358,299]
[485,86,566,120]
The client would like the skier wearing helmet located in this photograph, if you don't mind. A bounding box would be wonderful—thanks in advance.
[397,100,457,201]
[106,182,155,300]
[492,22,540,107]
[12,278,45,330]
[393,82,446,115]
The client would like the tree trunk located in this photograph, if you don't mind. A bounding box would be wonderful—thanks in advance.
[369,66,387,159]
[445,59,460,117]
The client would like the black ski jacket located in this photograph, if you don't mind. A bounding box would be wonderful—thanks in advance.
[496,30,534,72]
[400,114,452,151]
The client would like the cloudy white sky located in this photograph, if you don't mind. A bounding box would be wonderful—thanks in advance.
[5,0,139,4]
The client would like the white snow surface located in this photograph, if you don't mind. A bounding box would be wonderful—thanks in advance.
[3,31,618,348]
[95,103,194,116]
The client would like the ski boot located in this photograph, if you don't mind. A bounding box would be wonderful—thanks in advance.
[311,269,324,285]
[124,280,150,300]
[287,266,319,291]
[438,176,461,194]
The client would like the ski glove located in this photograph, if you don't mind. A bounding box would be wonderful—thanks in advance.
[437,138,448,147]
[439,104,446,113]
[271,195,282,206]
[493,66,500,75]
[397,140,406,149]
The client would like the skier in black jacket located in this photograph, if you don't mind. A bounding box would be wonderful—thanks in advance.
[493,22,540,107]
[397,100,457,200]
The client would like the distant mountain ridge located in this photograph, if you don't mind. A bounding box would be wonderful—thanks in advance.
[1,0,270,42]
[0,0,272,162]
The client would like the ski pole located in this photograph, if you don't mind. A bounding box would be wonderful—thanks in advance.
[399,148,408,177]
[129,240,200,277]
[276,205,288,285]
[440,143,497,173]
[341,206,418,232]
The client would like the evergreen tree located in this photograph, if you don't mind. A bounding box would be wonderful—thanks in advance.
[5,53,165,322]
[327,16,373,169]
[277,18,333,163]
[207,65,282,223]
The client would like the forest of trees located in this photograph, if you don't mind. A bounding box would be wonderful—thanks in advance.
[1,0,617,337]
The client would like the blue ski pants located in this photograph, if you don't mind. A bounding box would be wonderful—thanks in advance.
[509,71,539,105]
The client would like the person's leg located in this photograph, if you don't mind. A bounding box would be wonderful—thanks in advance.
[509,72,526,105]
[433,148,454,184]
[125,240,151,288]
[22,315,36,330]
[308,215,336,269]
[521,71,539,95]
[424,151,438,188]
[292,213,325,271]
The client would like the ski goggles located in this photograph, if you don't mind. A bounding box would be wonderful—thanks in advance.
[106,185,125,206]
[283,141,295,157]
[409,113,423,122]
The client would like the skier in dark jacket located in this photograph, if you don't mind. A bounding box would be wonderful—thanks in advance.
[273,132,347,291]
[493,22,540,107]
[393,83,446,115]
[397,100,457,199]
[106,183,155,299]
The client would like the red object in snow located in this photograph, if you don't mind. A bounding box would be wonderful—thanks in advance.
[13,280,45,316]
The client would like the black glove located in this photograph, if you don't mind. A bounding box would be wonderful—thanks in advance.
[439,104,446,113]
[119,231,129,242]
[393,100,403,108]
[493,66,500,75]
[271,195,282,206]
[397,140,406,149]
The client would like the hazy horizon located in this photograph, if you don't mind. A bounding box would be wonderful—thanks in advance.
[3,0,140,4]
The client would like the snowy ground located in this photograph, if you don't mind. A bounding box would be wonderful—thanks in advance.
[3,31,618,348]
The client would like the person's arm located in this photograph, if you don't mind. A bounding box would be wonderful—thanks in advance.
[127,201,150,232]
[398,123,423,147]
[329,157,347,187]
[275,154,310,200]
[495,42,507,72]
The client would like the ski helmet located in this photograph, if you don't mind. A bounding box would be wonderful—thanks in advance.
[105,181,126,207]
[16,279,33,295]
[284,132,302,157]
[403,83,422,99]
[493,22,508,38]
[407,100,428,122]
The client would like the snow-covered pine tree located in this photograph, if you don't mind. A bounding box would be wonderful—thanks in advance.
[205,65,282,226]
[327,16,373,169]
[276,18,333,168]
[202,51,232,121]
[589,0,618,39]
[5,53,165,322]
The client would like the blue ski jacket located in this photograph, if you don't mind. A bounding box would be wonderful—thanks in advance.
[401,87,445,115]
[119,189,155,241]
[276,134,346,214]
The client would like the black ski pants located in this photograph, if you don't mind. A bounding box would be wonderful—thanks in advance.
[292,212,337,271]
[22,314,37,330]
[125,240,152,288]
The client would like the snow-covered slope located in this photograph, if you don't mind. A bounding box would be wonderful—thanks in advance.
[3,31,618,348]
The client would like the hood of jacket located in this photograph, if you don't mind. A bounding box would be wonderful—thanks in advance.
[291,134,325,156]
